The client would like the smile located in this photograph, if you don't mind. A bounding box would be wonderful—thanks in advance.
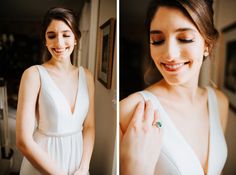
[52,47,70,54]
[161,62,190,72]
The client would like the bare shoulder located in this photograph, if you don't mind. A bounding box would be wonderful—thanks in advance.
[214,88,228,104]
[21,65,40,85]
[120,92,144,133]
[213,88,229,133]
[83,67,94,84]
[17,65,41,110]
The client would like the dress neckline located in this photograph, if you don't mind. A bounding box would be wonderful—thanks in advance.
[143,87,213,175]
[39,65,81,116]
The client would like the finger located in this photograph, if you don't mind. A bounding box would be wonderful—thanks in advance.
[153,110,162,129]
[144,100,155,126]
[130,101,144,124]
[153,109,159,123]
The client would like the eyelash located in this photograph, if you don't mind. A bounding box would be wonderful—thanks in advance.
[178,39,194,43]
[150,39,194,46]
[150,40,164,45]
[47,35,71,39]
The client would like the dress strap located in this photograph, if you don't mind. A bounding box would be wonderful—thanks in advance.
[138,90,165,112]
[79,66,87,87]
[206,87,221,126]
[205,87,228,174]
[138,90,157,103]
[78,66,89,96]
[137,90,165,125]
[35,65,50,86]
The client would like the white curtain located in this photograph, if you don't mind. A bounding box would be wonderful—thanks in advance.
[78,2,91,68]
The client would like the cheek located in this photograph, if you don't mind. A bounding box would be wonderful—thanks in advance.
[183,44,204,63]
[150,46,160,62]
[45,38,51,46]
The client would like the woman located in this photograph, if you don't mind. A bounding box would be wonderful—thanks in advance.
[16,7,95,175]
[120,0,228,174]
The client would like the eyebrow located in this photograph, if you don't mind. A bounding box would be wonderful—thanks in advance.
[150,28,197,34]
[46,30,71,34]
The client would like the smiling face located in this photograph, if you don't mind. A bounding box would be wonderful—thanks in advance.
[45,19,76,61]
[150,7,207,85]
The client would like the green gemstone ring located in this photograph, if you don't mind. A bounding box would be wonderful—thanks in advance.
[154,121,162,128]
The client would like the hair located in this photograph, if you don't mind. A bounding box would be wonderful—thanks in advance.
[144,0,218,85]
[41,7,81,62]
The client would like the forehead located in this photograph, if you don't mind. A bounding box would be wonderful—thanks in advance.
[150,7,197,32]
[46,19,72,32]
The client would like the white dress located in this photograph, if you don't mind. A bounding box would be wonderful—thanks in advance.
[20,65,89,175]
[139,87,227,175]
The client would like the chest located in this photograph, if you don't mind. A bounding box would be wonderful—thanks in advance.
[162,101,210,169]
[47,72,79,108]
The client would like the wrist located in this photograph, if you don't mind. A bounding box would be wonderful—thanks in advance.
[79,164,89,172]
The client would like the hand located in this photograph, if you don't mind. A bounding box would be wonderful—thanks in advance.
[73,168,88,175]
[120,100,162,175]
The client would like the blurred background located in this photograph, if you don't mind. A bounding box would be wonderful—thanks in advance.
[120,0,236,174]
[0,0,117,174]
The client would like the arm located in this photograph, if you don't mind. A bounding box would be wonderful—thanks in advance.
[214,89,229,133]
[16,66,66,175]
[120,94,143,134]
[120,94,162,175]
[75,69,95,175]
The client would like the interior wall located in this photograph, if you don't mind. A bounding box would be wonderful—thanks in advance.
[90,0,117,174]
[213,0,236,174]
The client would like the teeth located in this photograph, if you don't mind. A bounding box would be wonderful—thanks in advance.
[164,63,184,69]
[54,48,64,52]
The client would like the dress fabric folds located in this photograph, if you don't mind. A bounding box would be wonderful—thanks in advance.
[20,65,89,175]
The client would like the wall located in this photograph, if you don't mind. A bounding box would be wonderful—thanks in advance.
[90,0,117,174]
[213,0,236,174]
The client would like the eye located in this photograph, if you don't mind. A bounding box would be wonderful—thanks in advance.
[150,33,165,46]
[178,38,194,43]
[63,34,71,38]
[47,35,56,39]
[150,40,165,45]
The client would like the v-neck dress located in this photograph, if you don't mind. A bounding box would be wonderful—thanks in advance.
[20,65,89,175]
[138,87,227,175]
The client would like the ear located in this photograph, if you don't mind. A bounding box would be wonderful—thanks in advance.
[204,47,209,57]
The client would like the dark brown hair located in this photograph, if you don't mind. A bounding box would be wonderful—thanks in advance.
[41,7,81,61]
[144,0,218,85]
[146,0,218,54]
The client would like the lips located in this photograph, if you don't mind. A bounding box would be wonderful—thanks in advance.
[53,48,64,53]
[161,61,190,72]
[52,47,69,54]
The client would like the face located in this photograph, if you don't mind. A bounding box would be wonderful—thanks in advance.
[150,7,207,85]
[45,19,76,61]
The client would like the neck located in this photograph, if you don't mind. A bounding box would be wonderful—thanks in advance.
[48,57,73,71]
[160,79,200,104]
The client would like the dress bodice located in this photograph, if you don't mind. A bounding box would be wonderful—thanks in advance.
[139,87,227,175]
[36,65,89,135]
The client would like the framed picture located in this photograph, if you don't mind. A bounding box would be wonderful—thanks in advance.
[221,22,236,112]
[97,18,116,89]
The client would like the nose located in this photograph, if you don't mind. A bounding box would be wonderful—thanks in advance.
[55,35,64,47]
[163,39,180,61]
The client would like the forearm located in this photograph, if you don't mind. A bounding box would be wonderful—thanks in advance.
[79,126,95,171]
[17,139,66,175]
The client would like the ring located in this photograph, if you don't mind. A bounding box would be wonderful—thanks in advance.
[153,121,162,128]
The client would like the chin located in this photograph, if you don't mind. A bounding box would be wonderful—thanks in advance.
[164,76,191,86]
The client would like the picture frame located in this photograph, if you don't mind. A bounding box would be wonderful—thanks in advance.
[221,22,236,112]
[97,18,116,89]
